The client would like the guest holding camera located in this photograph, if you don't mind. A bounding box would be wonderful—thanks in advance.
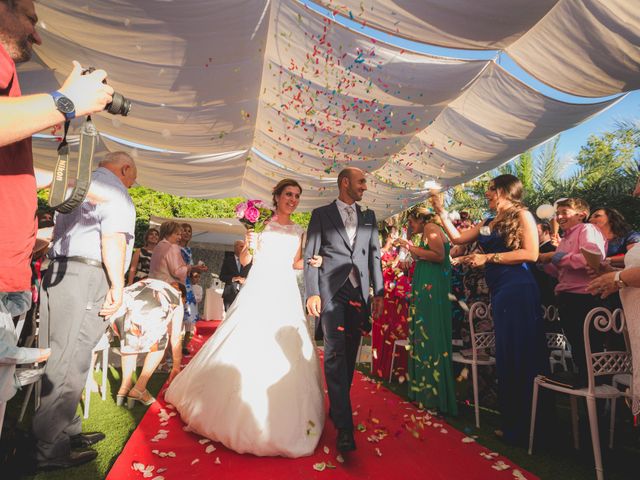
[1,0,114,373]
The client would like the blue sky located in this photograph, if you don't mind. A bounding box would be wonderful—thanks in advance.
[302,0,639,171]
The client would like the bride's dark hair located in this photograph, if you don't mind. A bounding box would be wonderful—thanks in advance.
[272,179,302,208]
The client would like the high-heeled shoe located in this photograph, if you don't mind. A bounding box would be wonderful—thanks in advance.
[116,387,130,407]
[126,387,156,409]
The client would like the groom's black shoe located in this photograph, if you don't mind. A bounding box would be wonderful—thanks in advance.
[36,448,97,471]
[70,432,105,449]
[336,428,356,452]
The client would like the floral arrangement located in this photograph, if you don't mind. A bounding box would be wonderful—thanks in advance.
[235,199,273,253]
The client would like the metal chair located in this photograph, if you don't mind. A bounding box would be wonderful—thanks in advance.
[388,338,409,382]
[528,307,631,480]
[83,333,110,419]
[451,301,496,428]
[543,304,572,373]
[1,311,41,438]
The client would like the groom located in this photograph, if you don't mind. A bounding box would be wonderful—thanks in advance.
[304,167,384,453]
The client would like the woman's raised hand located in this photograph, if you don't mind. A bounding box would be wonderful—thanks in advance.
[429,190,444,213]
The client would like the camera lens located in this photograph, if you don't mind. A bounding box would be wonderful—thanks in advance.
[106,93,131,116]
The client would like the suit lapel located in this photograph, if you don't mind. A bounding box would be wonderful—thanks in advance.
[328,201,352,251]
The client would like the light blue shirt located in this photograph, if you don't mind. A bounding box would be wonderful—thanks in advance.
[50,167,135,266]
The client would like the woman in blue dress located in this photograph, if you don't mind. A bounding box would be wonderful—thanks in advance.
[432,174,547,444]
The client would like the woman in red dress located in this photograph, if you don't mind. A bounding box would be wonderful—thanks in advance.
[372,227,413,381]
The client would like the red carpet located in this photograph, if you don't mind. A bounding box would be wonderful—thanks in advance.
[107,331,538,480]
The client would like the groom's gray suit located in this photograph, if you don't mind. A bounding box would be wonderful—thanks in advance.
[304,200,384,430]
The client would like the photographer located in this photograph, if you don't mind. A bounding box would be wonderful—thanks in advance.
[1,0,113,309]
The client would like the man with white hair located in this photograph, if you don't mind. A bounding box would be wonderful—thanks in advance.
[32,151,136,470]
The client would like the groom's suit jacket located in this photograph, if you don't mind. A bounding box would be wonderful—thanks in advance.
[304,201,384,333]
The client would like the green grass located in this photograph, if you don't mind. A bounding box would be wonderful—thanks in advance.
[3,362,638,479]
[356,363,639,480]
[3,366,167,480]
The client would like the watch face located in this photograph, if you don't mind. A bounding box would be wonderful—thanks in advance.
[56,96,75,114]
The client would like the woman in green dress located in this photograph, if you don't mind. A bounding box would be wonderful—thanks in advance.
[395,207,457,415]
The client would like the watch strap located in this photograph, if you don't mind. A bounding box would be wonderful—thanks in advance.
[49,90,76,120]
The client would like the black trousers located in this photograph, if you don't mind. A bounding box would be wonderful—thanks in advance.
[557,292,606,385]
[321,281,368,430]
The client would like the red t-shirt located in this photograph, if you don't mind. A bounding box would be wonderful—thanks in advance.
[0,44,37,292]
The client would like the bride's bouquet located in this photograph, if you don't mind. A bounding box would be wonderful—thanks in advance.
[235,199,273,253]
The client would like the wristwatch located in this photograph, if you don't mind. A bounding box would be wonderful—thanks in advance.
[50,91,76,120]
[614,271,627,289]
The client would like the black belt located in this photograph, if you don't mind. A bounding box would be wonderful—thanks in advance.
[53,256,104,268]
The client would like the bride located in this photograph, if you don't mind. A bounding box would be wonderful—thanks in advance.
[165,179,325,458]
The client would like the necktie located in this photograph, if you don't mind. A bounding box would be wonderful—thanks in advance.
[343,205,359,287]
[343,206,356,245]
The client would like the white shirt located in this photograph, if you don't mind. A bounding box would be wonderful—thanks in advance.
[50,167,136,265]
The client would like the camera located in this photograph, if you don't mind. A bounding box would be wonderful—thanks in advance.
[82,67,131,116]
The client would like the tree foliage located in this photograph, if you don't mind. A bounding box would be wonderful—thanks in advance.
[38,187,311,247]
[447,123,640,228]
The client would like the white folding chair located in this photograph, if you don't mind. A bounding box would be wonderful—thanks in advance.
[451,301,495,428]
[543,304,573,373]
[388,338,409,382]
[83,333,110,419]
[529,308,631,480]
[356,334,372,371]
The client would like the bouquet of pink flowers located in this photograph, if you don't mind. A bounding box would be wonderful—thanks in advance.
[235,199,273,252]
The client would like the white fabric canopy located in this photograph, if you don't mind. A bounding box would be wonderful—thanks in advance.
[319,0,640,97]
[19,0,634,217]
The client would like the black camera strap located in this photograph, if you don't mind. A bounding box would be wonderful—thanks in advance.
[48,116,98,214]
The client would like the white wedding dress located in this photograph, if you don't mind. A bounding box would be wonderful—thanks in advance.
[165,222,325,457]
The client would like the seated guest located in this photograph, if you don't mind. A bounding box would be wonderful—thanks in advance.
[127,228,160,285]
[110,279,185,407]
[589,207,640,267]
[219,240,252,311]
[539,198,607,385]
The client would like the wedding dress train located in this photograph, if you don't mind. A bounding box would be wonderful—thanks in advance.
[165,222,325,457]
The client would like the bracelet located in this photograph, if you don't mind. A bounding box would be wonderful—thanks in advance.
[491,253,501,264]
